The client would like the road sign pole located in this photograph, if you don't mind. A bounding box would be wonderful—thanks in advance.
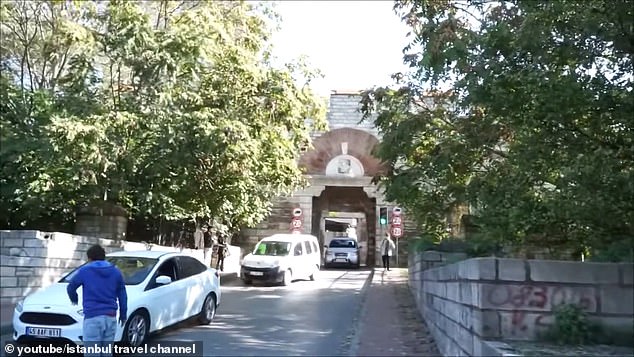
[396,236,399,267]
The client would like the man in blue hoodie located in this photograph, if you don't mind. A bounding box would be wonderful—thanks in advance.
[67,245,128,356]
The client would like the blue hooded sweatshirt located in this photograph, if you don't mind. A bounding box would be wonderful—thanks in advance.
[67,260,128,320]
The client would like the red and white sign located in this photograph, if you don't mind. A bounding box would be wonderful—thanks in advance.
[391,207,403,238]
[291,207,303,233]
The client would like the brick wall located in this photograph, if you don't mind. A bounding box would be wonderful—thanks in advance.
[408,252,634,356]
[0,230,242,307]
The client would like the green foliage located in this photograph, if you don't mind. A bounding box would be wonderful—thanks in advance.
[587,236,634,262]
[361,0,634,257]
[1,0,326,231]
[542,304,601,345]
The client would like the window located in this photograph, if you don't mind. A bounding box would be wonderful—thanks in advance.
[146,258,179,290]
[60,257,158,286]
[294,242,303,256]
[312,241,319,253]
[304,241,312,254]
[254,241,291,256]
[329,239,357,248]
[156,258,178,281]
[178,256,207,279]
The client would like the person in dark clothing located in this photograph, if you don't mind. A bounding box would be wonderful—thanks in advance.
[67,245,127,357]
[216,234,227,271]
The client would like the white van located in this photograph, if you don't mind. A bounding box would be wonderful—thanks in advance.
[240,234,321,285]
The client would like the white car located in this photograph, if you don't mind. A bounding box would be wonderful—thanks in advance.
[324,238,361,269]
[240,234,321,285]
[13,250,221,347]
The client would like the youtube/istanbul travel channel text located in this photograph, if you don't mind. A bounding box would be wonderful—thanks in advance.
[4,341,203,356]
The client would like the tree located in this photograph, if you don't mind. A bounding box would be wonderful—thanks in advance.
[361,0,633,259]
[1,0,326,234]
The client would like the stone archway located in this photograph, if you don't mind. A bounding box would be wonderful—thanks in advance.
[311,186,376,266]
[299,127,385,176]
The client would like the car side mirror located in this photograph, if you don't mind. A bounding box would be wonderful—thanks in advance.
[156,275,172,285]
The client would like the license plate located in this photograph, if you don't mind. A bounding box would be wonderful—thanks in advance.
[26,327,61,337]
[250,271,264,276]
[335,258,348,262]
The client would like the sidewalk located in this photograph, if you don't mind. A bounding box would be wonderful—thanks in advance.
[0,271,239,337]
[354,268,440,356]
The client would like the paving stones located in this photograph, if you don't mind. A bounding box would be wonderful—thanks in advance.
[354,268,440,356]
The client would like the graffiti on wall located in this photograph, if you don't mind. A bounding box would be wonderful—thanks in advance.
[485,284,597,311]
[484,284,598,338]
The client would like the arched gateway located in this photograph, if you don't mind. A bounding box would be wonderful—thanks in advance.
[239,91,413,267]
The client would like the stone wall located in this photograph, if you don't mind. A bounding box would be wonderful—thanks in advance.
[408,252,634,356]
[313,92,379,138]
[0,230,242,307]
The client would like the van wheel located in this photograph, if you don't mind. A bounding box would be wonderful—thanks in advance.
[309,266,318,281]
[282,269,292,286]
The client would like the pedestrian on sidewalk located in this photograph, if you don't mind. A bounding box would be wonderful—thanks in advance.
[216,233,228,272]
[67,244,127,357]
[379,233,396,271]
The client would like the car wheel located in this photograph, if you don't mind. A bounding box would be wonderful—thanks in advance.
[123,311,149,347]
[242,278,252,285]
[198,293,217,325]
[282,269,292,286]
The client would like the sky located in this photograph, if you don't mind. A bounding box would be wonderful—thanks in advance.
[269,1,411,96]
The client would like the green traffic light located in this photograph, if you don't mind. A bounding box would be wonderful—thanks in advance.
[380,218,387,225]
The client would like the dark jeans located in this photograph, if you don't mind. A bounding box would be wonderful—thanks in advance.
[382,255,390,270]
[216,254,224,271]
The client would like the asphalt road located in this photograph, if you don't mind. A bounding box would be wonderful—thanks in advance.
[2,268,372,357]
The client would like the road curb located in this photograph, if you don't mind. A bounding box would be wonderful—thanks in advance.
[343,268,375,357]
[220,272,239,285]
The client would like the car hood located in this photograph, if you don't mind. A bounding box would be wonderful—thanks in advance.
[242,254,285,268]
[23,283,81,307]
[23,282,139,308]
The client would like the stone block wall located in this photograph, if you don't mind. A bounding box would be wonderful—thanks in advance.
[74,214,128,241]
[311,92,379,139]
[0,230,242,307]
[408,252,634,356]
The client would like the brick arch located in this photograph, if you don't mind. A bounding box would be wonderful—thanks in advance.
[299,128,386,176]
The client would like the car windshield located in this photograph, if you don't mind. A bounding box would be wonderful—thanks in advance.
[329,239,357,248]
[60,257,158,285]
[253,241,291,256]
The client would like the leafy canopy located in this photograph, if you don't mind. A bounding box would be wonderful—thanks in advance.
[361,0,633,259]
[1,0,326,231]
